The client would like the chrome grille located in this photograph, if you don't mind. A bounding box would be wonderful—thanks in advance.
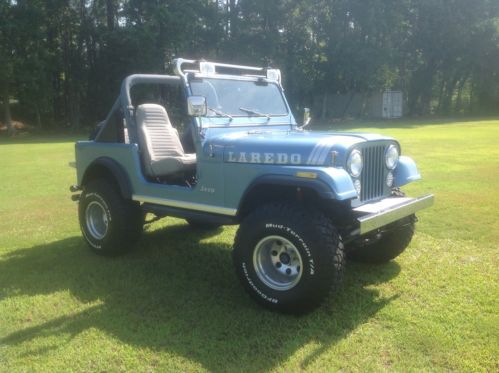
[360,145,386,202]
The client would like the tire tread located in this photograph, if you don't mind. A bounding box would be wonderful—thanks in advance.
[79,179,143,256]
[234,202,345,314]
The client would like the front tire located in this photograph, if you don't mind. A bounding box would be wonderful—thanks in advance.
[78,179,143,256]
[233,203,345,314]
[347,216,415,263]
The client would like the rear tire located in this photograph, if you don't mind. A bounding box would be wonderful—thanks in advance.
[347,217,415,263]
[233,203,345,314]
[78,179,143,256]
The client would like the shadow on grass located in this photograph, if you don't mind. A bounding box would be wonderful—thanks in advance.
[0,223,400,371]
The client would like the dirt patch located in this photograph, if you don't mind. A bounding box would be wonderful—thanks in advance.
[0,120,34,132]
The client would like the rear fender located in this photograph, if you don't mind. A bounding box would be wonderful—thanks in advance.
[81,157,133,199]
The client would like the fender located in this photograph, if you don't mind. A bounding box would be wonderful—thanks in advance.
[245,174,337,200]
[237,174,336,215]
[81,157,133,199]
[394,156,421,187]
[238,167,359,212]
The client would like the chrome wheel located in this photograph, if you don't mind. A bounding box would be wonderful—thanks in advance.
[253,235,303,291]
[85,201,109,240]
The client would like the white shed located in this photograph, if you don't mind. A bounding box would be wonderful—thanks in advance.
[381,91,403,118]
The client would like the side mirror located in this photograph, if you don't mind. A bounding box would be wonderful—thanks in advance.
[187,96,207,116]
[302,107,311,128]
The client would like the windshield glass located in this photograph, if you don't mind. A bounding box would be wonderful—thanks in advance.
[189,78,288,117]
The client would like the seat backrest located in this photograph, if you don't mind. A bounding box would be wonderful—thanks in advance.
[135,104,186,174]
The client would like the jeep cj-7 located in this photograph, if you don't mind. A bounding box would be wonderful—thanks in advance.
[71,59,434,314]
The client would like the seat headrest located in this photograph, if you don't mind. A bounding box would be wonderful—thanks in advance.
[136,104,172,127]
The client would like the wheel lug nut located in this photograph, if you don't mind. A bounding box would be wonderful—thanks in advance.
[271,250,278,256]
[275,262,282,268]
[286,268,291,275]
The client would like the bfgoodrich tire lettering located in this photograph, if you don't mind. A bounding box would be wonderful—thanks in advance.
[233,203,345,314]
[78,179,143,256]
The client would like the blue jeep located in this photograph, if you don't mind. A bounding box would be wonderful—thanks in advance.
[71,59,434,314]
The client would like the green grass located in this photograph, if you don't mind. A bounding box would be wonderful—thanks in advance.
[1,120,498,372]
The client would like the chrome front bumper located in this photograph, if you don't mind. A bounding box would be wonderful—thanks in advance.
[354,194,434,235]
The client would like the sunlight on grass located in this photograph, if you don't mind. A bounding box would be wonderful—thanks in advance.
[0,120,498,371]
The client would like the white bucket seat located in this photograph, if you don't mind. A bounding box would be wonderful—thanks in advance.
[136,104,196,177]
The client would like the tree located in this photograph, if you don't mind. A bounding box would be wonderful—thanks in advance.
[0,0,16,135]
[1,0,499,134]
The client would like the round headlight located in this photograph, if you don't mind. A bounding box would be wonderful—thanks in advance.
[347,149,363,177]
[385,145,399,169]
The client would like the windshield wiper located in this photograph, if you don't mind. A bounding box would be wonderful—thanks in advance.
[208,107,233,121]
[239,107,271,120]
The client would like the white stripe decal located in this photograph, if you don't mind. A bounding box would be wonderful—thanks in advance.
[307,143,322,164]
[308,138,332,165]
[316,144,332,165]
[132,195,237,216]
[307,141,324,164]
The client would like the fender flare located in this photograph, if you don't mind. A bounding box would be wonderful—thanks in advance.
[237,174,336,212]
[394,156,421,187]
[81,157,133,199]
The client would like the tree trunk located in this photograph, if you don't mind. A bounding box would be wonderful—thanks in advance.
[436,79,446,113]
[69,88,80,130]
[442,76,458,115]
[455,74,469,114]
[35,103,42,130]
[229,0,237,38]
[420,69,435,115]
[2,84,15,136]
[469,82,474,114]
[106,0,115,30]
[341,92,355,118]
[321,92,328,119]
[359,93,368,117]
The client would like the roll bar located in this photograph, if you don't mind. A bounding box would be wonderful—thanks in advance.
[95,74,181,144]
[94,60,283,143]
[173,58,265,79]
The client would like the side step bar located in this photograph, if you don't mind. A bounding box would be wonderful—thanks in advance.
[141,203,237,226]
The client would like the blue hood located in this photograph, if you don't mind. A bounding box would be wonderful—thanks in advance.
[206,129,393,166]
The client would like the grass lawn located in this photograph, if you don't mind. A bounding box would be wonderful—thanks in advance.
[0,119,498,371]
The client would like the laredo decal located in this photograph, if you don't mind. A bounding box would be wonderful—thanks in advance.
[227,152,301,164]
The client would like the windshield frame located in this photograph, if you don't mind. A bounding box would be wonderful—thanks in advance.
[186,73,291,119]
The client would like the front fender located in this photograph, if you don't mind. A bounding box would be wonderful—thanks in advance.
[242,167,357,202]
[314,167,358,200]
[394,156,421,187]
